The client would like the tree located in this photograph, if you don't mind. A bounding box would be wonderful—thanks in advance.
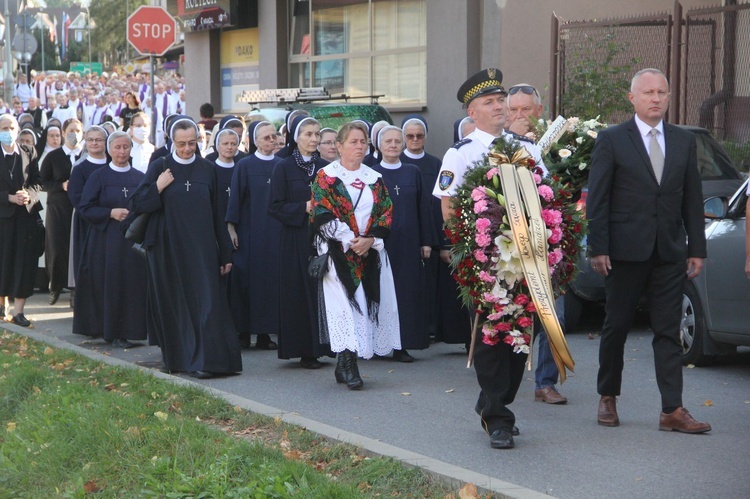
[89,0,149,67]
[561,33,640,123]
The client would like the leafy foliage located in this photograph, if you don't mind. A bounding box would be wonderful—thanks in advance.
[89,0,150,67]
[561,33,640,125]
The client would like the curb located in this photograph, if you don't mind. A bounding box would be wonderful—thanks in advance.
[3,322,553,499]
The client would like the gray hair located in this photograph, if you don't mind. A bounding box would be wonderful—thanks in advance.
[106,130,132,152]
[630,68,669,93]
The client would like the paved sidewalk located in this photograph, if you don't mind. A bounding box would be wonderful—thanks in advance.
[4,291,750,498]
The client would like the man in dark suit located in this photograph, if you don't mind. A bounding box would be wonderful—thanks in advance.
[587,68,711,433]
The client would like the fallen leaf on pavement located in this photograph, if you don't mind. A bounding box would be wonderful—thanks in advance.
[445,389,455,393]
[401,392,411,396]
[43,347,54,355]
[703,400,713,406]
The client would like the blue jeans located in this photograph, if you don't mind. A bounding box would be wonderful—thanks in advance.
[534,296,565,389]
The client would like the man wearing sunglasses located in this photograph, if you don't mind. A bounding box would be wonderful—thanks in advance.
[506,84,544,140]
[504,82,569,407]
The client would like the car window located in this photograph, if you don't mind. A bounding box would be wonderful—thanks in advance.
[695,134,725,179]
[694,133,741,181]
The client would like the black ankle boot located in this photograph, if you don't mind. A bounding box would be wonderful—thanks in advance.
[342,350,363,390]
[335,352,347,384]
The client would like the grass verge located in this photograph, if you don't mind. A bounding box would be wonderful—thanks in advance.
[0,331,492,498]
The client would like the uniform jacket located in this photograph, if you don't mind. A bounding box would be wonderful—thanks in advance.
[586,117,706,262]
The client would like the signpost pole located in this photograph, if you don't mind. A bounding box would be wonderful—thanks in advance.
[150,54,156,145]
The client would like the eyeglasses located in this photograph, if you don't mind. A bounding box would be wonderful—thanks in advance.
[87,138,105,143]
[319,141,335,146]
[405,134,425,141]
[174,140,197,148]
[508,85,540,98]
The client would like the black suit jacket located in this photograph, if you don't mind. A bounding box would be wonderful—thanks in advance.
[587,117,706,262]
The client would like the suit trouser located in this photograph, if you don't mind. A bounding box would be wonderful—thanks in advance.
[597,251,686,409]
[474,340,528,433]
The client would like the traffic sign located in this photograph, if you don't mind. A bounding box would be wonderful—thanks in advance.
[127,6,177,57]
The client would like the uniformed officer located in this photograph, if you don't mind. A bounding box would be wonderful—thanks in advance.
[432,68,542,449]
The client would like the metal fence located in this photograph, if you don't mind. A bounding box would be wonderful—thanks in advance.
[550,1,750,170]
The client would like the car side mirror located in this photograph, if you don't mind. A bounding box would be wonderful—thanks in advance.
[703,196,728,219]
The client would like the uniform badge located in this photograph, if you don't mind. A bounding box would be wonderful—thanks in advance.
[439,170,455,191]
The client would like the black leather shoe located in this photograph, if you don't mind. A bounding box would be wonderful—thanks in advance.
[335,352,347,384]
[238,335,252,349]
[255,334,278,350]
[393,349,415,363]
[342,350,363,390]
[489,428,515,449]
[511,426,520,436]
[111,339,137,348]
[49,290,60,305]
[188,371,215,379]
[11,313,31,327]
[300,357,324,369]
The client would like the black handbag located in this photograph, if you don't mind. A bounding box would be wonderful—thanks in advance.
[124,212,150,244]
[308,253,329,279]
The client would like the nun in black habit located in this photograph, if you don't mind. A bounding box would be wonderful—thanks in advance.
[67,126,109,290]
[209,128,239,220]
[372,125,435,361]
[226,120,282,350]
[401,115,471,345]
[40,117,84,305]
[74,131,147,347]
[129,118,241,378]
[204,115,248,163]
[268,115,331,368]
[275,109,310,159]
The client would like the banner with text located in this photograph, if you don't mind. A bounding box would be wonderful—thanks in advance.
[220,28,259,112]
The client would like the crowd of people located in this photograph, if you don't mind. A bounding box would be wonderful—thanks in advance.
[0,65,711,450]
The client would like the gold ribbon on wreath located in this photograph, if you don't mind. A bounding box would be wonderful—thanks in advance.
[485,152,574,382]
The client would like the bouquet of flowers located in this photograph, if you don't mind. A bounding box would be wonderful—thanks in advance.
[444,136,586,355]
[536,116,608,198]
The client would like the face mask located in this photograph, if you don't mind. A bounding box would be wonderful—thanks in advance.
[0,131,15,146]
[132,127,149,141]
[66,132,81,147]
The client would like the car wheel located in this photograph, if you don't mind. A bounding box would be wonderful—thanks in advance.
[681,282,710,365]
[564,289,585,334]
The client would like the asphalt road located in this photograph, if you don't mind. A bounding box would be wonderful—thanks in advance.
[6,293,750,499]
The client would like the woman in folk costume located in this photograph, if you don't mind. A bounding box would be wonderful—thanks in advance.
[310,121,400,390]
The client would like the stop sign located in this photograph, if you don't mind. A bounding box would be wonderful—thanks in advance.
[127,6,177,57]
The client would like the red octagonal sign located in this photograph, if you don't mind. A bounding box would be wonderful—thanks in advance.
[127,6,177,57]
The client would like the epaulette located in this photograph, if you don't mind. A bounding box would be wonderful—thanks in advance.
[451,138,472,149]
[508,132,534,144]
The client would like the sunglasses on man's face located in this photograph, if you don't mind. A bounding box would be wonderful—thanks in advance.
[508,85,539,98]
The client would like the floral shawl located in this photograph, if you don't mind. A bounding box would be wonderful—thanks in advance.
[310,162,393,320]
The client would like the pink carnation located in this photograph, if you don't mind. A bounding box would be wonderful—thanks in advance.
[503,335,516,346]
[478,271,495,283]
[484,335,501,346]
[486,168,499,180]
[548,226,563,244]
[475,218,491,232]
[473,249,488,263]
[537,185,554,202]
[471,187,487,201]
[487,312,505,321]
[548,248,563,266]
[494,322,512,332]
[475,233,492,247]
[514,294,530,306]
[473,199,488,214]
[483,292,499,304]
[517,317,534,329]
[534,174,542,185]
[541,209,563,227]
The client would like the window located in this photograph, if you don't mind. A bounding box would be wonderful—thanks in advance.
[289,0,426,108]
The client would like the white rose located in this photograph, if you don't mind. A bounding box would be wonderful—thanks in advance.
[575,136,584,144]
[587,130,598,139]
[558,148,572,158]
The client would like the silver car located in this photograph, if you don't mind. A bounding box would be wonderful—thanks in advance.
[682,179,750,364]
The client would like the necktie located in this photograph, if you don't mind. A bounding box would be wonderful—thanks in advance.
[649,128,664,184]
